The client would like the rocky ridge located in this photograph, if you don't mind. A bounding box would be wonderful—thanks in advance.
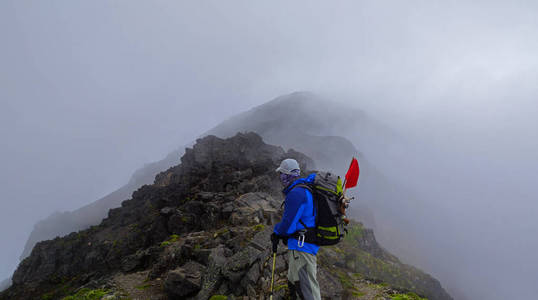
[1,132,451,300]
[19,92,359,264]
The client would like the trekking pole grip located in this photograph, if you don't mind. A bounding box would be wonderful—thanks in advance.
[270,233,279,253]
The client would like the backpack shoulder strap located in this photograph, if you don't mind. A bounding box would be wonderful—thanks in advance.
[291,183,313,193]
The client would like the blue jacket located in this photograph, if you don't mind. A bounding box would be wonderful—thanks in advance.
[273,173,319,255]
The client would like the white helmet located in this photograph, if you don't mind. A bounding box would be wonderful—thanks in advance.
[275,158,300,175]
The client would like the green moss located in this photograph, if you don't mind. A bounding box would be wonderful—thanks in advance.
[209,295,228,300]
[367,282,386,290]
[128,223,141,232]
[59,283,72,296]
[274,284,288,292]
[337,271,354,289]
[343,223,364,246]
[252,224,265,231]
[331,246,345,254]
[160,234,180,247]
[183,197,191,204]
[194,244,201,251]
[135,283,152,290]
[76,231,87,240]
[334,227,432,298]
[390,292,427,300]
[39,276,75,299]
[61,288,109,300]
[41,293,53,300]
[213,228,229,238]
[352,290,366,297]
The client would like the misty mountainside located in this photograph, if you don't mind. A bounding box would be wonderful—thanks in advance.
[19,91,368,263]
[0,279,9,294]
[1,133,451,300]
[206,92,362,172]
[19,149,184,261]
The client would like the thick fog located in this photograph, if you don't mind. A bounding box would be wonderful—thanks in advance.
[2,1,538,299]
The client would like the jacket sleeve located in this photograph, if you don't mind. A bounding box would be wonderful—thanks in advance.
[273,188,307,236]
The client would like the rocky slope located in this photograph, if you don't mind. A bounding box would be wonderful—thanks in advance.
[1,132,451,300]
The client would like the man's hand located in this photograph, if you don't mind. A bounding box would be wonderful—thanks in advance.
[270,233,280,253]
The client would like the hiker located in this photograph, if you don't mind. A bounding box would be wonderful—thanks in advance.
[271,158,321,300]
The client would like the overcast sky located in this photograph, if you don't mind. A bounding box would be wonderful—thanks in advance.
[1,1,538,299]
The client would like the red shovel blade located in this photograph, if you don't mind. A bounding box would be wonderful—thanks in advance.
[345,157,360,189]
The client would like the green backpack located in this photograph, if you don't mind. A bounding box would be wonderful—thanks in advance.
[294,171,347,246]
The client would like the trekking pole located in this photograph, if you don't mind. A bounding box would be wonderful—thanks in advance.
[269,234,279,300]
[269,251,276,300]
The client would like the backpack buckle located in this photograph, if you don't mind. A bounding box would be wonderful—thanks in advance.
[297,231,306,248]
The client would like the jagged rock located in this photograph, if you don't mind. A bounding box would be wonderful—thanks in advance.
[192,248,212,266]
[243,262,260,286]
[229,207,257,226]
[121,249,149,272]
[222,202,234,214]
[196,192,216,201]
[164,261,205,299]
[251,227,287,256]
[223,246,261,281]
[246,284,257,298]
[168,211,196,234]
[196,246,229,300]
[148,242,189,279]
[159,207,175,216]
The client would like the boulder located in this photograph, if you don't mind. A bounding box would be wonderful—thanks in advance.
[164,261,205,299]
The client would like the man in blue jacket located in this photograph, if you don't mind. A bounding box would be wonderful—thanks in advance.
[272,158,321,300]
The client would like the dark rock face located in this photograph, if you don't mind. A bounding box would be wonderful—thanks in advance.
[2,132,451,300]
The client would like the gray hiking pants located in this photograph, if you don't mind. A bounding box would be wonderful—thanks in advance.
[287,250,321,300]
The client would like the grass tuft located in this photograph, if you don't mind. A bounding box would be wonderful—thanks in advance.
[61,288,109,300]
[390,292,427,300]
[160,234,180,247]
